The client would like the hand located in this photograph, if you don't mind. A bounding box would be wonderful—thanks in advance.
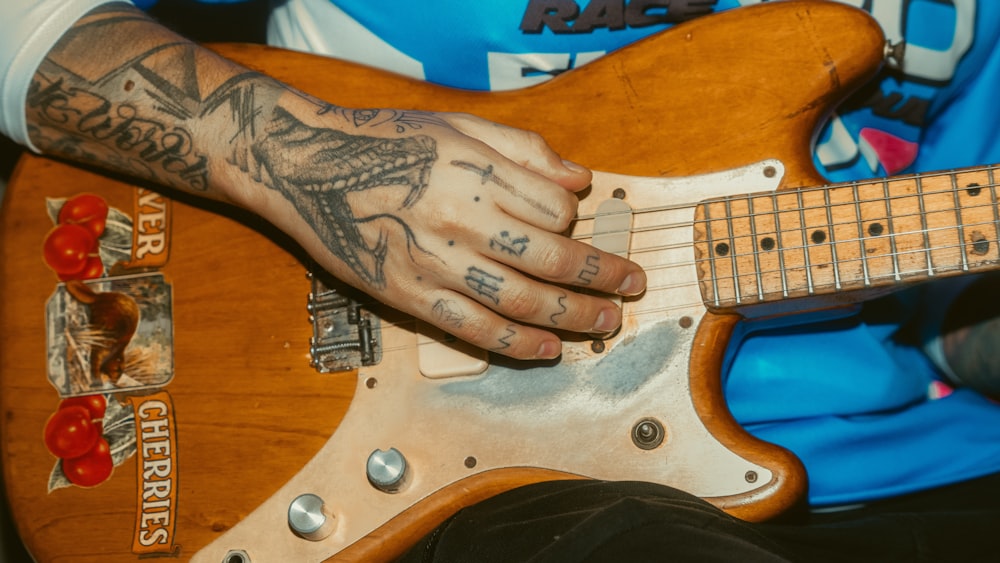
[234,100,646,360]
[24,3,646,360]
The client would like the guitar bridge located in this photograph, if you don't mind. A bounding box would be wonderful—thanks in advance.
[307,274,382,373]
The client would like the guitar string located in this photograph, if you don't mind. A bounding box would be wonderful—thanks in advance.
[570,166,999,222]
[311,170,999,347]
[570,184,1000,269]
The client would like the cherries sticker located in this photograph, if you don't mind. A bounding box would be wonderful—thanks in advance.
[42,193,110,281]
[44,395,113,487]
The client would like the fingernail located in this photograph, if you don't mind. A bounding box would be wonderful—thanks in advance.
[537,340,562,359]
[562,159,587,173]
[617,272,645,296]
[593,307,621,333]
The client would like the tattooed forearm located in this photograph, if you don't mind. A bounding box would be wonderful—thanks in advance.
[451,160,560,219]
[577,254,600,285]
[465,266,504,305]
[24,4,278,193]
[490,231,530,257]
[26,3,451,293]
[27,72,210,189]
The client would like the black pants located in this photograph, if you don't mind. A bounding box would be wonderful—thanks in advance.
[399,473,1000,562]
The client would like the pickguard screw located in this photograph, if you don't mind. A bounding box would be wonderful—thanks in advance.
[365,377,377,389]
[745,470,758,483]
[631,418,665,450]
[590,339,606,353]
[223,550,250,563]
[763,166,777,178]
[464,456,477,468]
[613,188,627,199]
[678,316,693,329]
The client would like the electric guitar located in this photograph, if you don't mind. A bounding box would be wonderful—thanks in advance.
[2,2,997,561]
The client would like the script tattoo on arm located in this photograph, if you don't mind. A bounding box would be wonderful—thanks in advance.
[26,5,219,191]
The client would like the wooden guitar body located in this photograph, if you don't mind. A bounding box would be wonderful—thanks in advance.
[1,2,892,561]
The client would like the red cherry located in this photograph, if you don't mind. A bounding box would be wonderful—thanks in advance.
[58,193,109,238]
[43,224,96,276]
[62,437,113,487]
[59,255,104,281]
[59,395,107,421]
[43,405,99,459]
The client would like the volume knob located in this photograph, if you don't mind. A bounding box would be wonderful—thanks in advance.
[366,447,408,493]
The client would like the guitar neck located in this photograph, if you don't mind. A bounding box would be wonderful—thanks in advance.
[694,164,1000,308]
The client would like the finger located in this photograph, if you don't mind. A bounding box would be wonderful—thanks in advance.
[459,221,646,297]
[449,259,624,336]
[442,112,592,191]
[440,155,581,234]
[422,290,565,360]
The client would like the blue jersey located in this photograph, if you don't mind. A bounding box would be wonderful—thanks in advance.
[148,0,1000,507]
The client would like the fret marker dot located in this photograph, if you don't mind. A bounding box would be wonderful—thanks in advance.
[810,230,827,244]
[714,242,730,256]
[966,183,982,196]
[867,223,884,237]
[760,237,776,251]
[971,233,990,256]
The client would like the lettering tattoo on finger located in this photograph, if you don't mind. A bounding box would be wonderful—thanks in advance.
[550,293,568,326]
[490,231,530,257]
[451,160,560,219]
[492,325,517,352]
[465,266,504,305]
[432,299,466,329]
[577,254,600,285]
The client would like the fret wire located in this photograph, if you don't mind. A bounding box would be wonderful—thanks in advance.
[723,196,742,305]
[572,166,1000,223]
[950,173,971,271]
[701,202,722,307]
[822,184,842,290]
[578,176,1000,240]
[772,191,789,297]
[747,194,765,301]
[607,201,999,267]
[622,199,1000,258]
[915,173,935,276]
[796,190,815,294]
[851,181,872,287]
[882,178,902,281]
[652,232,1000,281]
[991,167,1000,256]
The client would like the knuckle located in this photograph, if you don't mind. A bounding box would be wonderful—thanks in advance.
[535,244,577,281]
[457,315,494,347]
[548,193,578,231]
[522,130,549,151]
[502,287,546,320]
[432,198,466,232]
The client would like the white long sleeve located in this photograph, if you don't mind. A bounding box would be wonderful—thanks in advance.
[0,0,125,151]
